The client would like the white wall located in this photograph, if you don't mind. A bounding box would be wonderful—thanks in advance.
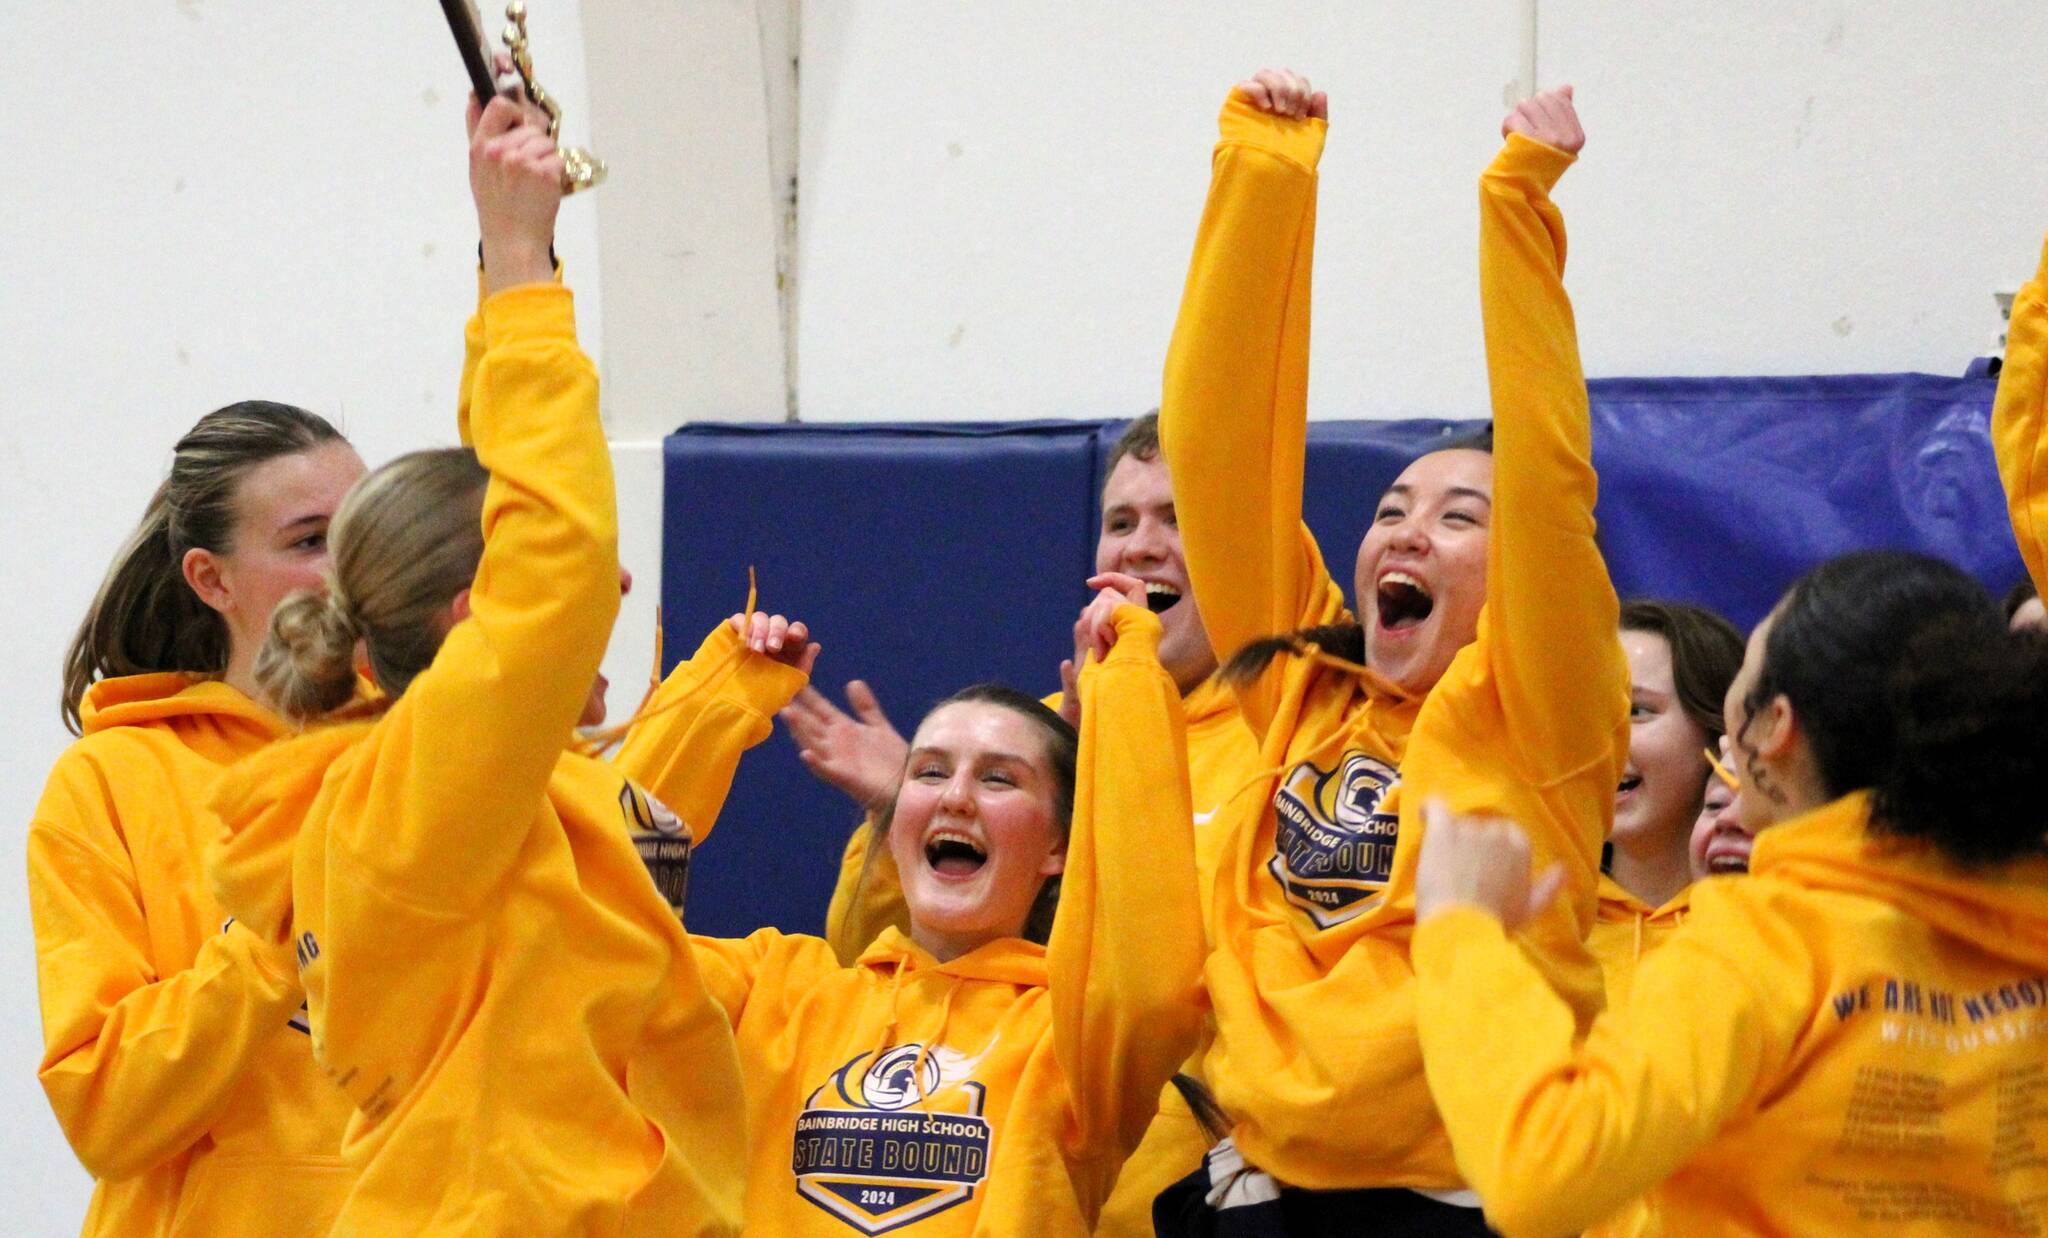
[794,1,2048,423]
[8,0,2048,1227]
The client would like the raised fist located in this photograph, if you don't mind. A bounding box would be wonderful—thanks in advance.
[1502,85,1584,155]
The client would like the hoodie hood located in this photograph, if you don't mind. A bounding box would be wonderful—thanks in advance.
[207,721,375,950]
[80,673,284,739]
[1753,790,2048,970]
[854,926,1049,989]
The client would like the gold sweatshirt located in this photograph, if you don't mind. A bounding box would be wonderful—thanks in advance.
[1157,94,1625,1190]
[694,605,1206,1236]
[1589,874,1692,1009]
[30,675,355,1236]
[1994,231,2048,598]
[208,283,747,1237]
[1415,792,2048,1236]
[817,681,1259,1236]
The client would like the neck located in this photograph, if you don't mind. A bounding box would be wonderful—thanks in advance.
[219,643,264,709]
[908,921,1002,965]
[1607,834,1693,909]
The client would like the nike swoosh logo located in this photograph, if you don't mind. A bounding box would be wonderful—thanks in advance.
[1193,808,1218,825]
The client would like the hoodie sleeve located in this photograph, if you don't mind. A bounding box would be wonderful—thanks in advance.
[1158,90,1351,738]
[611,620,809,844]
[28,767,302,1180]
[1475,133,1628,791]
[690,928,842,1029]
[824,815,910,967]
[1051,605,1206,1162]
[1994,232,2048,595]
[340,282,618,914]
[1412,889,1803,1237]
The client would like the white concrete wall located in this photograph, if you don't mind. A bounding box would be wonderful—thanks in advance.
[8,0,2048,1227]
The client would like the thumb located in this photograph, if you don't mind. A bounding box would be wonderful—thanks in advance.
[1521,862,1567,927]
[1559,84,1574,100]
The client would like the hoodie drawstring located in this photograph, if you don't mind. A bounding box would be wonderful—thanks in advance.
[910,976,964,1116]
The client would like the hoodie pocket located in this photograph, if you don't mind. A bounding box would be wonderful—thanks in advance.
[165,1152,353,1238]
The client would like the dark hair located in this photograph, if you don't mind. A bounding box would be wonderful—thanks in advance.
[877,682,1080,946]
[1745,550,2048,865]
[1619,599,1745,745]
[2006,578,2039,622]
[1104,411,1162,488]
[62,401,347,734]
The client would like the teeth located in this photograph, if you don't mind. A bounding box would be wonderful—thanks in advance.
[928,829,983,853]
[1145,582,1180,597]
[1379,570,1428,595]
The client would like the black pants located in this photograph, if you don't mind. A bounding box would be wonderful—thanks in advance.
[1154,1160,1496,1237]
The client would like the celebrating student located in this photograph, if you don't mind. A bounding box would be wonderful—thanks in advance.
[30,403,364,1236]
[1153,72,1627,1233]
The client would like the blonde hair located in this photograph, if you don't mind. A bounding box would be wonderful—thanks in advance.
[62,401,346,734]
[256,448,489,722]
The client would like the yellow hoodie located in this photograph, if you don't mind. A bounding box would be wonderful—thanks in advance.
[820,679,1257,1238]
[1156,95,1625,1190]
[1994,231,2048,598]
[1415,791,2048,1236]
[694,605,1206,1236]
[29,674,356,1236]
[208,283,748,1237]
[1589,874,1692,1009]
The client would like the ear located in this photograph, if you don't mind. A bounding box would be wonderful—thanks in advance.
[1749,694,1799,760]
[1039,832,1068,878]
[448,587,474,626]
[182,547,232,616]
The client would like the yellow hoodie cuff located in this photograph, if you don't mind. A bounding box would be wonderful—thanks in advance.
[1101,603,1166,663]
[698,620,812,715]
[480,282,579,350]
[473,258,566,306]
[1218,91,1328,173]
[1411,904,1511,979]
[1486,131,1577,196]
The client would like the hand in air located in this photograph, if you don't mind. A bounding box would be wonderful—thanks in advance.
[728,611,821,674]
[468,88,564,293]
[778,681,907,813]
[1057,572,1151,725]
[1502,85,1584,155]
[1414,799,1565,930]
[1237,67,1327,121]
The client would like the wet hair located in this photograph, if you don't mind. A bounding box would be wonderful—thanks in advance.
[878,682,1079,946]
[1620,599,1745,746]
[2006,578,2039,622]
[255,448,490,722]
[62,401,346,734]
[1219,431,1494,687]
[1744,550,2048,865]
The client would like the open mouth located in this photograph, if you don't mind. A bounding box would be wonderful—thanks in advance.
[1376,571,1435,632]
[1144,582,1183,614]
[1702,833,1752,875]
[1616,772,1643,797]
[924,830,988,877]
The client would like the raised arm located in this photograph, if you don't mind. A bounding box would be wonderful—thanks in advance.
[1159,72,1349,734]
[611,612,814,841]
[1412,810,1798,1236]
[338,97,616,911]
[1995,232,2048,595]
[1477,89,1627,787]
[30,776,302,1179]
[1050,587,1204,1162]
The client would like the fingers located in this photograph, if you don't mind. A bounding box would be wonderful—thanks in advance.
[473,93,528,142]
[845,680,895,732]
[1057,660,1081,727]
[795,642,822,677]
[1086,571,1148,608]
[1241,68,1316,118]
[1308,91,1329,122]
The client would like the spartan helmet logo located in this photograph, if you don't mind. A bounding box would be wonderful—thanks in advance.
[858,1046,942,1111]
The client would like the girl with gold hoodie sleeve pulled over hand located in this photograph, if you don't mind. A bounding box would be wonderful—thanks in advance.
[687,573,1206,1236]
[1154,74,1627,1234]
[205,92,751,1238]
[1414,549,2048,1237]
[30,404,364,1237]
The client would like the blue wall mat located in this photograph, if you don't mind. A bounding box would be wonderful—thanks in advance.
[664,371,2028,939]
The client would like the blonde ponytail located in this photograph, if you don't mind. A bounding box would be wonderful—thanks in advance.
[255,589,365,722]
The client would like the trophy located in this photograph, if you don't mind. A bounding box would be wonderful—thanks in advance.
[437,0,608,194]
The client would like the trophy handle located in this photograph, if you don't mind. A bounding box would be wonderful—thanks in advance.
[501,1,607,194]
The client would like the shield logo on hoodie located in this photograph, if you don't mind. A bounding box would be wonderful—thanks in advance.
[1269,751,1402,929]
[791,1043,994,1233]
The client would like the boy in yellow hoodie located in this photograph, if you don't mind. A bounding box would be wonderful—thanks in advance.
[1415,546,2048,1237]
[688,580,1207,1236]
[206,94,771,1236]
[1152,73,1626,1231]
[30,401,364,1236]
